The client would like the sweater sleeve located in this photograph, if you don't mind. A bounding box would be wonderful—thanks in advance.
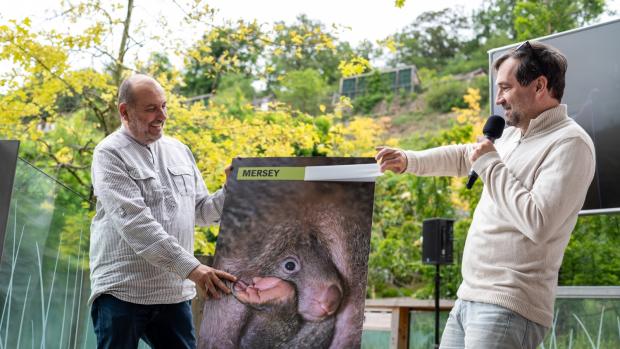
[472,138,595,243]
[404,144,475,177]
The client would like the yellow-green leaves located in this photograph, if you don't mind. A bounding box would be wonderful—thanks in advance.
[453,87,482,130]
[338,56,371,77]
[377,37,401,53]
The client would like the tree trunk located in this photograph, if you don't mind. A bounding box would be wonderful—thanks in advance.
[106,0,134,135]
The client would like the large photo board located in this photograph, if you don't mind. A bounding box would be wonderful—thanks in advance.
[199,157,377,349]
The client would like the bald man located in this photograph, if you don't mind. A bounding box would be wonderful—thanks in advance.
[89,74,236,349]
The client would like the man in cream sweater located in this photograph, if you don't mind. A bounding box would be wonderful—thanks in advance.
[375,41,595,348]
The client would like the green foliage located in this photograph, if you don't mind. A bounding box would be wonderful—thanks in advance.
[391,0,607,77]
[470,75,490,109]
[514,0,606,40]
[475,0,606,42]
[274,68,328,115]
[142,52,176,84]
[370,87,485,298]
[210,73,256,119]
[389,8,471,71]
[268,15,354,90]
[440,33,512,76]
[352,71,392,114]
[370,121,480,298]
[474,0,520,40]
[425,79,469,113]
[391,111,426,128]
[560,214,620,286]
[217,73,256,99]
[420,70,489,115]
[182,20,264,97]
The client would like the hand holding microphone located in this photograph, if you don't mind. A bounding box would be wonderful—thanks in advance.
[466,115,505,189]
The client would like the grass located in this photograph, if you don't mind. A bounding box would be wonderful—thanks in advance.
[540,305,620,349]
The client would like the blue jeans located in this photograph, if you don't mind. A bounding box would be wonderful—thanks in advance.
[91,294,196,349]
[440,299,548,349]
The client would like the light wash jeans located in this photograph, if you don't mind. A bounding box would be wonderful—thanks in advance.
[439,299,548,349]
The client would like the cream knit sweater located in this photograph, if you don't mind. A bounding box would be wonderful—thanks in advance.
[404,104,595,327]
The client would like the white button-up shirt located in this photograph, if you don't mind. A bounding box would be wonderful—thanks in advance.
[89,126,225,305]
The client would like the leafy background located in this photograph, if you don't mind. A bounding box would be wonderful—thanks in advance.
[1,0,618,300]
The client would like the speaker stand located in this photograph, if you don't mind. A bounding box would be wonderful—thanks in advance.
[434,263,440,348]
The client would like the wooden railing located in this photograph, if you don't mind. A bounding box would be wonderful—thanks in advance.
[364,298,454,349]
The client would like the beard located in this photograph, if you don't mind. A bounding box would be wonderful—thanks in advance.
[127,115,164,145]
[505,108,523,128]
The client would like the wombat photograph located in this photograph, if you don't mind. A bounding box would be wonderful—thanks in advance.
[198,157,376,349]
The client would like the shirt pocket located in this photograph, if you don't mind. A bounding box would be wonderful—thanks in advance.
[127,166,163,205]
[168,165,195,197]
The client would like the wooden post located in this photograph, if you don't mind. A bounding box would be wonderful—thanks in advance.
[390,306,410,349]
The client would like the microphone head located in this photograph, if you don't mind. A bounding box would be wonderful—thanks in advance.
[483,115,506,139]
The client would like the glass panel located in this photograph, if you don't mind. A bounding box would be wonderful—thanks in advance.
[342,78,356,94]
[361,309,450,349]
[383,71,397,90]
[408,310,449,349]
[540,298,620,349]
[398,68,412,86]
[361,329,390,349]
[342,78,357,99]
[398,68,412,91]
[0,159,95,349]
[360,298,620,349]
[357,76,368,96]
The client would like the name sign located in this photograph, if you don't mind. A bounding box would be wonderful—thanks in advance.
[237,167,305,180]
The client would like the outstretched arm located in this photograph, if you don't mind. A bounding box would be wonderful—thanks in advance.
[375,144,474,177]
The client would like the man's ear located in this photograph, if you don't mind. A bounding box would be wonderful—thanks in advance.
[535,76,548,94]
[119,103,128,121]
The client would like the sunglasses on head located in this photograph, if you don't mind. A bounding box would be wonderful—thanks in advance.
[515,40,533,53]
[514,40,543,75]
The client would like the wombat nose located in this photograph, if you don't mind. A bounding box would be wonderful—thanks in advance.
[299,284,343,321]
[318,284,342,315]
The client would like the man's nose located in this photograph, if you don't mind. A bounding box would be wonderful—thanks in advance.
[495,92,504,105]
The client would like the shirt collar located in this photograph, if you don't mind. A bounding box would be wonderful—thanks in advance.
[523,104,568,138]
[118,125,158,148]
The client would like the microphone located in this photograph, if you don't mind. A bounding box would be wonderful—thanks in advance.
[466,115,505,189]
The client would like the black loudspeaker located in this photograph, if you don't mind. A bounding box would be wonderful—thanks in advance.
[422,218,454,265]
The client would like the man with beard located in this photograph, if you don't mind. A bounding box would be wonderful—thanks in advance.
[89,74,236,349]
[375,41,595,348]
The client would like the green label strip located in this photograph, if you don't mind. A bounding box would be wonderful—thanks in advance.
[237,167,305,181]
